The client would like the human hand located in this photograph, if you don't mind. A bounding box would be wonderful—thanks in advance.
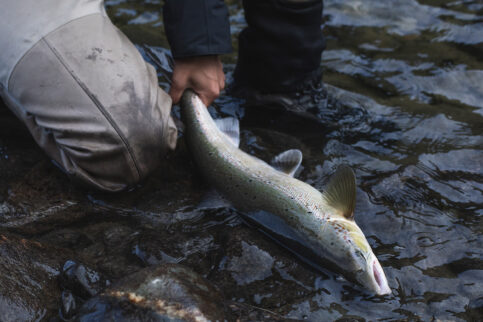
[169,55,225,107]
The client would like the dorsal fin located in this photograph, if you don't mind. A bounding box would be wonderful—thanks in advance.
[271,149,302,177]
[322,165,356,220]
[214,117,240,147]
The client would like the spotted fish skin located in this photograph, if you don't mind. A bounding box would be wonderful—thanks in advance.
[180,90,390,295]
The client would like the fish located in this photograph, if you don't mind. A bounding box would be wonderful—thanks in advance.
[180,89,391,295]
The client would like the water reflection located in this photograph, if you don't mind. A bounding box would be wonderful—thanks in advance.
[325,0,483,44]
[323,50,483,113]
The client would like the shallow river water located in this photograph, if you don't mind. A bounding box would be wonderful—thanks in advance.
[0,0,482,321]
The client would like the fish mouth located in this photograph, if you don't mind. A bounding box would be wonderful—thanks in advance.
[372,258,391,295]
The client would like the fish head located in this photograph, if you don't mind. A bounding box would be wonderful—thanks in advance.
[324,218,391,295]
[309,165,390,295]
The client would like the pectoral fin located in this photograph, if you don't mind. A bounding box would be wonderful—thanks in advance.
[271,149,302,177]
[322,165,356,220]
[214,117,240,147]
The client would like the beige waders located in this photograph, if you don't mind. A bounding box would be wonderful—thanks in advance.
[0,0,177,192]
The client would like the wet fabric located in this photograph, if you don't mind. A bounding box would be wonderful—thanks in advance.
[0,0,105,88]
[0,1,177,192]
[163,0,232,58]
[163,0,325,93]
[234,0,326,93]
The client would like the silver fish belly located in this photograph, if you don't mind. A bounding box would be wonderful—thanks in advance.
[180,89,391,295]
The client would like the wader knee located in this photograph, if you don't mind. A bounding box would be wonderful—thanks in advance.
[0,3,177,192]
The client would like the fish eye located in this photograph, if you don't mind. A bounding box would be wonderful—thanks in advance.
[353,249,367,266]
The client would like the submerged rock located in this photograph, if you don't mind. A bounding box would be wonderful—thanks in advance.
[60,260,107,299]
[227,241,275,286]
[72,221,143,280]
[209,226,326,317]
[0,233,71,321]
[39,228,93,250]
[60,290,78,320]
[0,161,92,235]
[75,264,225,321]
[130,228,220,273]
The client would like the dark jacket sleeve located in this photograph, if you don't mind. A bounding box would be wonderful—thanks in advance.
[163,0,232,58]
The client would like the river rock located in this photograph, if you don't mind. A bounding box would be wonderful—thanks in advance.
[60,260,108,299]
[0,161,93,235]
[75,263,225,321]
[130,228,220,273]
[60,290,79,320]
[0,233,71,321]
[209,226,325,316]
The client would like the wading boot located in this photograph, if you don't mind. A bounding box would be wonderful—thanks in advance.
[230,0,329,117]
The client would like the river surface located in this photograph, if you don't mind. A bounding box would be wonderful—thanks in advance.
[0,0,482,321]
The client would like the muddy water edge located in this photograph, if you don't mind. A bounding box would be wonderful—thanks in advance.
[0,0,482,321]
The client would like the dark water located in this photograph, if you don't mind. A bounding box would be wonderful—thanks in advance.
[1,0,482,321]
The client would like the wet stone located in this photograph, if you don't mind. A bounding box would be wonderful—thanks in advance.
[209,226,324,316]
[0,233,72,321]
[227,241,275,285]
[130,228,221,274]
[60,260,107,299]
[60,290,78,320]
[74,221,143,280]
[39,228,92,250]
[0,161,92,235]
[75,264,225,321]
[103,225,136,249]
